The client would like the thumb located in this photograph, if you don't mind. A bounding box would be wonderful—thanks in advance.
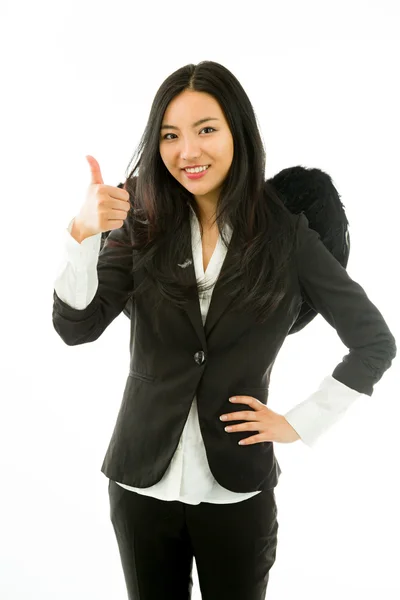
[86,155,104,185]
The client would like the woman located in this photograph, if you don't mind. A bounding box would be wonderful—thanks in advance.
[53,60,396,599]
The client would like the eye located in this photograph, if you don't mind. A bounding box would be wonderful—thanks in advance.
[162,127,216,141]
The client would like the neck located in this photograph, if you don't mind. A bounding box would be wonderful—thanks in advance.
[196,206,217,231]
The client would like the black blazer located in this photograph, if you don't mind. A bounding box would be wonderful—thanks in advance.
[52,212,396,492]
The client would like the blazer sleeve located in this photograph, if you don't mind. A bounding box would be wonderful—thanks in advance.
[52,214,134,346]
[294,213,396,396]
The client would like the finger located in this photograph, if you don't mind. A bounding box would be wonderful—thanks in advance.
[107,187,131,204]
[220,410,255,421]
[104,197,130,211]
[231,396,261,408]
[107,209,129,221]
[225,422,260,432]
[238,434,267,445]
[86,155,104,185]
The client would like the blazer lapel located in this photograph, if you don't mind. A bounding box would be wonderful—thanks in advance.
[181,220,238,345]
[204,234,238,337]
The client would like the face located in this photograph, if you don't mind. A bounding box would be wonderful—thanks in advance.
[159,90,234,213]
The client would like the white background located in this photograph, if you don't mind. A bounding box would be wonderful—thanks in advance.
[1,1,399,598]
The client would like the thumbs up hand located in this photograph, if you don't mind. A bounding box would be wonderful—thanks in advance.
[72,155,131,241]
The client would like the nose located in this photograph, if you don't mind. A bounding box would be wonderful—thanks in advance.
[180,138,202,161]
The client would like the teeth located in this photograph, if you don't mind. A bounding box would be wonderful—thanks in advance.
[185,165,209,173]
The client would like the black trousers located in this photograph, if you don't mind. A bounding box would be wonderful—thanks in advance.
[108,478,279,599]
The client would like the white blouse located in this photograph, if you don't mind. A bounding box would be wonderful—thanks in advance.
[53,204,363,505]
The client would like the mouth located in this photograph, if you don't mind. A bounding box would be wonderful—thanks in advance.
[182,165,211,180]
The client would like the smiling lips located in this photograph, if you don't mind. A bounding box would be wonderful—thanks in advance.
[183,165,210,179]
[184,165,209,171]
[183,167,210,179]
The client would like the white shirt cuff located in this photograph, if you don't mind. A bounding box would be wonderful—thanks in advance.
[53,218,102,309]
[283,375,364,448]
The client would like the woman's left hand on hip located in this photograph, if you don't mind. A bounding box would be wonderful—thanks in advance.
[220,396,301,445]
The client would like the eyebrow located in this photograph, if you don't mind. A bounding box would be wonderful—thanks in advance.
[160,117,220,131]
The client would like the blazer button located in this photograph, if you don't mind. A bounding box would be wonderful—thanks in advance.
[194,350,206,365]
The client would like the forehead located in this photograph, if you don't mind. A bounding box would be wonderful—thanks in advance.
[162,90,224,122]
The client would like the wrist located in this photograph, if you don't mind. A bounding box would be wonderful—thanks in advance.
[71,218,90,243]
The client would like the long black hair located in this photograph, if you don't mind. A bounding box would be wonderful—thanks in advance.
[121,60,298,324]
